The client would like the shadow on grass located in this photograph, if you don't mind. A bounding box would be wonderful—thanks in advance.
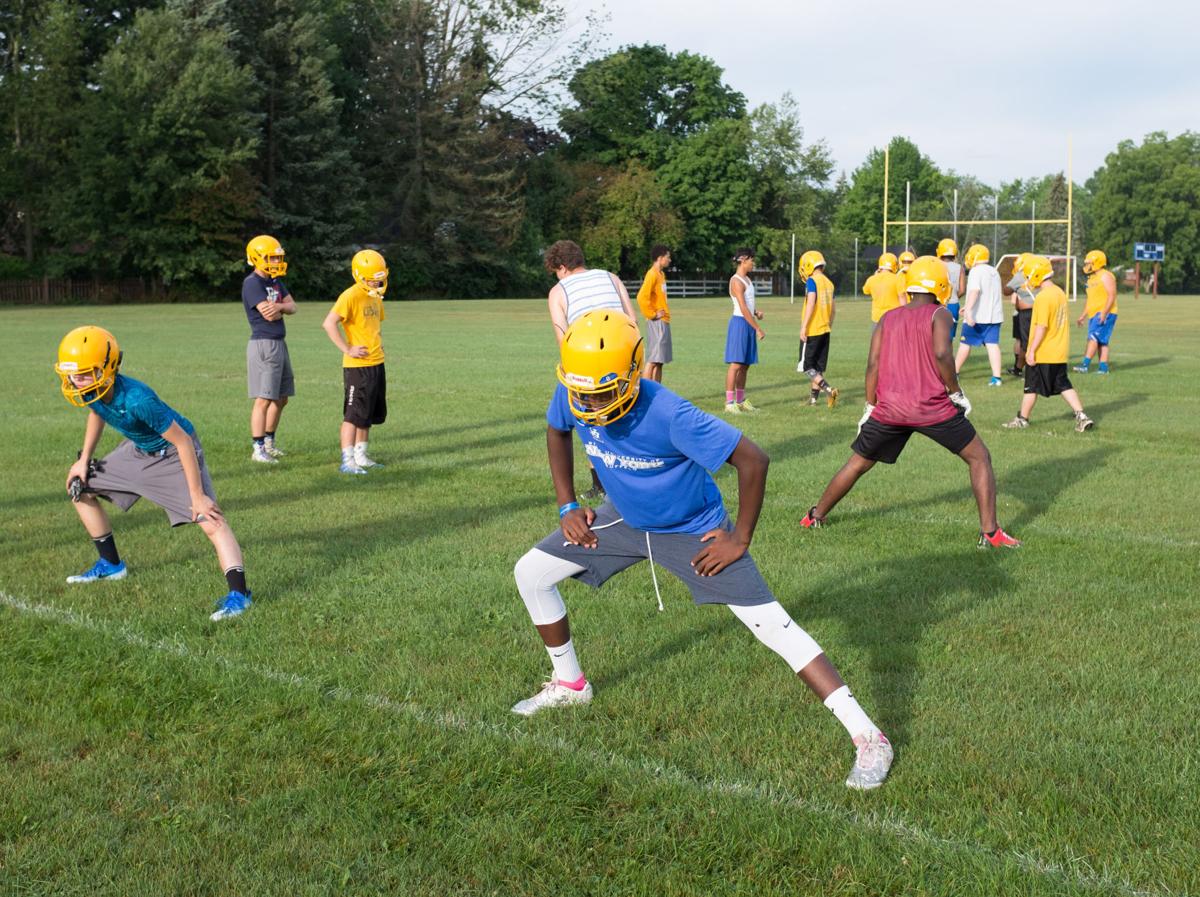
[1107,356,1169,372]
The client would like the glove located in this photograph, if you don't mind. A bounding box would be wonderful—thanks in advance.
[949,391,972,417]
[68,476,85,502]
[857,403,875,435]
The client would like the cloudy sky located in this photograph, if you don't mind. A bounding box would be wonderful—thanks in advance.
[572,0,1196,185]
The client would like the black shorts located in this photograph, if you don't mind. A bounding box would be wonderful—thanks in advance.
[799,333,830,375]
[1011,308,1032,343]
[1023,363,1072,397]
[851,410,977,464]
[343,364,387,427]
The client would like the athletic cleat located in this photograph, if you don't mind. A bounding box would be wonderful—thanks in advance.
[1074,413,1094,433]
[800,506,823,529]
[1072,364,1090,373]
[1096,367,1109,375]
[210,590,251,621]
[737,400,759,413]
[263,438,285,458]
[846,731,893,790]
[355,454,383,469]
[339,460,368,475]
[724,402,742,415]
[251,444,278,464]
[66,558,127,584]
[1002,415,1029,429]
[1007,366,1023,377]
[988,376,1003,387]
[806,396,819,406]
[511,678,594,716]
[979,528,1022,549]
[826,387,839,408]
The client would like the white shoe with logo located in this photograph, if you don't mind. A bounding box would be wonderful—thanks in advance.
[511,678,593,716]
[263,437,285,458]
[251,443,278,464]
[846,731,893,790]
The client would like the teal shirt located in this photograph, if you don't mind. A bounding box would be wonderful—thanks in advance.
[90,374,194,453]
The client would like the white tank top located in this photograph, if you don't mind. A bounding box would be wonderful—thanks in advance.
[729,274,756,317]
[559,269,624,325]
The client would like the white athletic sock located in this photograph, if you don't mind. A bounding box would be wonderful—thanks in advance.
[823,685,879,740]
[341,446,355,464]
[354,440,369,459]
[546,638,583,685]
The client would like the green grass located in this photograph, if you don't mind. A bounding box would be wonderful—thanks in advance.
[1,294,1198,896]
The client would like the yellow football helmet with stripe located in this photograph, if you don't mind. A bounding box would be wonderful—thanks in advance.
[964,244,990,269]
[352,249,389,299]
[903,257,951,302]
[877,252,897,272]
[898,250,916,270]
[247,235,287,277]
[936,238,958,259]
[55,326,122,407]
[799,250,826,280]
[1022,255,1055,288]
[557,311,644,426]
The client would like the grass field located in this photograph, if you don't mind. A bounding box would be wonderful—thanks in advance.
[2,294,1198,896]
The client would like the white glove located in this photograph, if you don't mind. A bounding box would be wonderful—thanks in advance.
[949,391,972,417]
[857,403,875,435]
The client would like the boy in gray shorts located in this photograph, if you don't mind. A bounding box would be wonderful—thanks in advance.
[244,235,296,464]
[510,310,894,790]
[55,326,253,622]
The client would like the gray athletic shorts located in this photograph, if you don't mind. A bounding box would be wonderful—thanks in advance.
[534,502,774,606]
[247,338,295,400]
[645,319,673,364]
[85,435,217,527]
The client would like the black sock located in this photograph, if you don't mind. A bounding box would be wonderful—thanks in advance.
[985,529,997,538]
[590,467,603,490]
[253,436,265,446]
[93,532,120,565]
[265,430,275,440]
[810,388,820,400]
[224,566,248,595]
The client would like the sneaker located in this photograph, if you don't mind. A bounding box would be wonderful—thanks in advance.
[1007,366,1023,377]
[1074,413,1094,433]
[1072,364,1090,373]
[263,438,285,458]
[724,402,742,415]
[826,387,839,409]
[581,486,606,501]
[846,731,893,790]
[1096,367,1109,375]
[979,527,1022,549]
[66,558,127,584]
[988,376,1003,387]
[806,396,819,406]
[210,590,251,621]
[1002,415,1029,429]
[511,678,594,716]
[355,453,383,469]
[339,460,368,475]
[737,400,758,413]
[251,443,278,464]
[800,506,823,529]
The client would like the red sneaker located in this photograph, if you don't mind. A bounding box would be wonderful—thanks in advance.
[979,528,1022,549]
[800,507,824,529]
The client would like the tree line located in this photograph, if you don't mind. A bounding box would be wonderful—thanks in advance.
[3,1,1197,298]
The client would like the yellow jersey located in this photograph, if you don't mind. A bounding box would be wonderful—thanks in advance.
[636,267,669,323]
[863,270,902,322]
[804,271,835,336]
[1031,282,1070,364]
[332,283,385,367]
[1084,271,1117,316]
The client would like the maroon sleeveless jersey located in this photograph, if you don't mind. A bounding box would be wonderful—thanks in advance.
[873,303,956,427]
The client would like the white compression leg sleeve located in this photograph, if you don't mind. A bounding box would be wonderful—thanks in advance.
[514,548,587,626]
[728,601,824,673]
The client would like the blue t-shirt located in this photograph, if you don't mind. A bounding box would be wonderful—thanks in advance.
[91,375,195,453]
[242,272,289,340]
[547,380,742,534]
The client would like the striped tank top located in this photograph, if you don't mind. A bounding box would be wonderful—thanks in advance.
[559,269,625,324]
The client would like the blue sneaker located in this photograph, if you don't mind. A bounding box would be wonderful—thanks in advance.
[1097,364,1109,374]
[988,376,1003,387]
[66,558,127,584]
[211,590,252,621]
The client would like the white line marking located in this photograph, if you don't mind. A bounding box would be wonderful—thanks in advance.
[0,591,1173,897]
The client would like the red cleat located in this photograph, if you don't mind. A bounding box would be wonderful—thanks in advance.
[800,507,824,529]
[979,527,1022,549]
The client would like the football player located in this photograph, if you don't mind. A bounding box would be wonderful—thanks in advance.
[1003,256,1094,431]
[1005,252,1035,376]
[862,252,904,323]
[55,327,252,621]
[799,257,1021,549]
[936,238,966,338]
[243,235,297,464]
[1073,250,1118,374]
[955,244,1005,385]
[511,311,894,790]
[894,249,917,295]
[797,250,839,407]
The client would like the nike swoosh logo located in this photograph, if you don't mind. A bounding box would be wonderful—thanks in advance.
[783,620,791,629]
[552,650,569,657]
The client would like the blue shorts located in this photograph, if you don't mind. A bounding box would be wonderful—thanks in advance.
[724,316,759,365]
[960,322,1000,346]
[946,303,960,337]
[1087,313,1117,345]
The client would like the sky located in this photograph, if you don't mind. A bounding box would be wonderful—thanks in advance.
[570,0,1198,185]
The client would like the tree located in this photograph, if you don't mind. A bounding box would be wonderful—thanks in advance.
[581,163,683,274]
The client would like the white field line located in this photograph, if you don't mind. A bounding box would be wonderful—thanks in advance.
[0,591,1177,897]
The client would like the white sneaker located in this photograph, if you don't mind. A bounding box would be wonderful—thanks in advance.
[354,453,383,469]
[263,438,285,458]
[724,402,742,415]
[511,678,593,716]
[846,731,893,790]
[251,444,278,464]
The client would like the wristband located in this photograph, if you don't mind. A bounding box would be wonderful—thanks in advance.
[559,501,581,518]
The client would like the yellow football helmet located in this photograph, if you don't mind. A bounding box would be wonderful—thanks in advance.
[1083,250,1107,274]
[557,311,644,426]
[877,252,897,272]
[247,235,287,277]
[1022,255,1055,288]
[936,238,958,259]
[352,249,389,299]
[55,326,122,407]
[964,244,990,269]
[798,250,826,280]
[903,256,952,301]
[898,250,916,270]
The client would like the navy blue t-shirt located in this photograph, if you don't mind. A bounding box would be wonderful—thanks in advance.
[547,380,743,534]
[242,272,289,340]
[91,375,195,454]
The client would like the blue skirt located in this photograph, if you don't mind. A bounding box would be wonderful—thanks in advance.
[724,316,758,365]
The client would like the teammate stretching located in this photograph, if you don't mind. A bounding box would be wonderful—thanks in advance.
[798,250,839,407]
[799,257,1021,549]
[511,310,894,789]
[1074,250,1118,374]
[55,326,253,620]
